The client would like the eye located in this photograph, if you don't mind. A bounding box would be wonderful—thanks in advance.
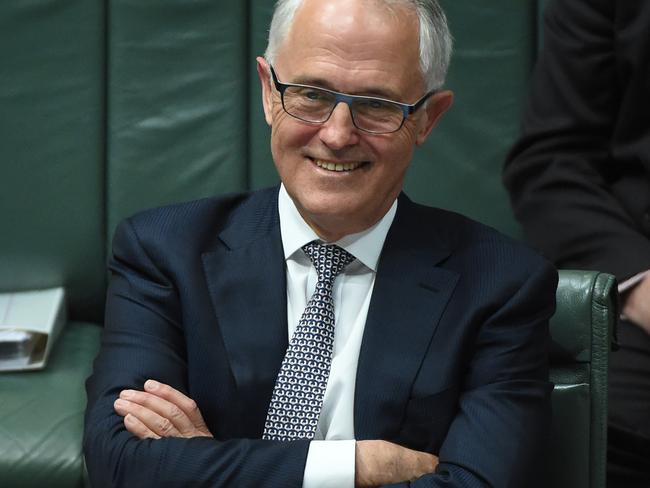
[367,99,385,109]
[355,98,394,113]
[293,87,327,100]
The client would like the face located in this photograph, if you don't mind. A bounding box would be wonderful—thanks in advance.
[258,0,453,241]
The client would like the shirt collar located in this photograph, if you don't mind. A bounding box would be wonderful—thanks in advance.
[278,184,397,272]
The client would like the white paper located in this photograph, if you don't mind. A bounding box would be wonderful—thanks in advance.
[0,287,66,372]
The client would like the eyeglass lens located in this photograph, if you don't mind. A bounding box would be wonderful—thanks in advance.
[282,86,404,133]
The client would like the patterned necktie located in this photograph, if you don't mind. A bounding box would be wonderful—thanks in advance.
[262,241,355,441]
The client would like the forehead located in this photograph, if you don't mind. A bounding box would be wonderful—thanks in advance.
[275,0,425,98]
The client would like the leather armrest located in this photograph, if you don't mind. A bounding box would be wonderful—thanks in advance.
[548,270,617,488]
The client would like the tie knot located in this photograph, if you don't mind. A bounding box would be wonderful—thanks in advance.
[302,242,355,283]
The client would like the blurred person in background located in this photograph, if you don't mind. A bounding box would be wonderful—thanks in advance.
[504,0,650,485]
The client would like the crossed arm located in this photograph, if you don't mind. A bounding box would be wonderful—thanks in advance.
[86,216,555,487]
[113,379,439,487]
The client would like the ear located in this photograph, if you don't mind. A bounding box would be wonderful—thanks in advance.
[256,56,274,126]
[415,90,454,146]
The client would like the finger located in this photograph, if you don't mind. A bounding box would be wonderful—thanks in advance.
[123,413,161,440]
[119,389,197,435]
[144,380,210,431]
[114,398,182,438]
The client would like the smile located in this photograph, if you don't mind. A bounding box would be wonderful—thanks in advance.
[313,158,365,172]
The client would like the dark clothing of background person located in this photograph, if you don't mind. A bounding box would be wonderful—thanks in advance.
[503,0,650,486]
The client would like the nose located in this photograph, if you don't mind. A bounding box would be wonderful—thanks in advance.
[318,102,360,149]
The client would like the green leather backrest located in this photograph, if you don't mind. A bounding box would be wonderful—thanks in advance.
[404,1,534,239]
[0,0,106,323]
[249,0,279,188]
[0,1,538,319]
[106,0,250,238]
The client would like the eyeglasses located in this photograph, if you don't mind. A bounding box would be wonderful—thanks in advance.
[269,66,435,135]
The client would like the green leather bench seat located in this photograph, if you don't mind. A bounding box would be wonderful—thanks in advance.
[0,1,615,487]
[0,323,101,488]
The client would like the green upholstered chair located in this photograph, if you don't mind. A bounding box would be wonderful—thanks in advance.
[0,1,616,487]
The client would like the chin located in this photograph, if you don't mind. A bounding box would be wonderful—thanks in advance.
[300,192,361,215]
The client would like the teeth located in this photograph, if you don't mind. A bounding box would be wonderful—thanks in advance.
[314,159,363,172]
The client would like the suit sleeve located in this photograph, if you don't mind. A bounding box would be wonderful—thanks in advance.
[83,219,310,488]
[384,254,558,488]
[502,0,650,280]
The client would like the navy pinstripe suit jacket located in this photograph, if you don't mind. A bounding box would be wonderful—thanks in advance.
[84,186,557,487]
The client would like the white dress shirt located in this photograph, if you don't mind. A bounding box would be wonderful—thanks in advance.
[278,185,397,488]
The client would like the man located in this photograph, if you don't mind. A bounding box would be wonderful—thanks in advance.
[85,0,557,486]
[503,0,650,485]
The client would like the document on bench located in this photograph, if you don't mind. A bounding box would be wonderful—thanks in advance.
[0,287,66,372]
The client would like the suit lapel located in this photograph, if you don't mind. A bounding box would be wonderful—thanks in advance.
[355,197,459,439]
[200,190,460,438]
[201,189,288,419]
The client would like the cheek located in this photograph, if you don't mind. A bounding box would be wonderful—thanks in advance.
[270,118,296,158]
[370,133,416,172]
[400,118,422,142]
[390,128,418,166]
[272,117,317,153]
[270,120,318,176]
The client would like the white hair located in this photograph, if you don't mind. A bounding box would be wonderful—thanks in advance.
[264,0,453,91]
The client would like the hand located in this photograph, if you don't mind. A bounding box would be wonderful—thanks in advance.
[355,440,439,487]
[113,380,213,440]
[623,274,650,335]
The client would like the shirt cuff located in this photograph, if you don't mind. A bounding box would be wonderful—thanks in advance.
[618,270,650,294]
[303,440,355,488]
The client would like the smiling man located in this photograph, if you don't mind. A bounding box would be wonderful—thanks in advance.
[84,0,558,487]
[257,0,451,243]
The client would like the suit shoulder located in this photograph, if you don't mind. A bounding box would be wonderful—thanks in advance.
[406,199,554,274]
[407,201,558,310]
[114,187,278,251]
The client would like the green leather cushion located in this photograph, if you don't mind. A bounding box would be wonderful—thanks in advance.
[0,322,101,488]
[0,0,106,322]
[107,0,250,240]
[404,0,536,239]
[248,0,280,188]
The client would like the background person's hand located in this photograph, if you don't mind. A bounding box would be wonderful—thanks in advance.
[623,274,650,335]
[355,439,439,487]
[113,380,213,439]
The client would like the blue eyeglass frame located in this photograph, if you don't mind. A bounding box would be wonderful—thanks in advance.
[269,65,436,134]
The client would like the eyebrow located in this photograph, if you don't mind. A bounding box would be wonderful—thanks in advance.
[290,75,403,102]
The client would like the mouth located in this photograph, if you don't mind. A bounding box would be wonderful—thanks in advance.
[310,157,368,173]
